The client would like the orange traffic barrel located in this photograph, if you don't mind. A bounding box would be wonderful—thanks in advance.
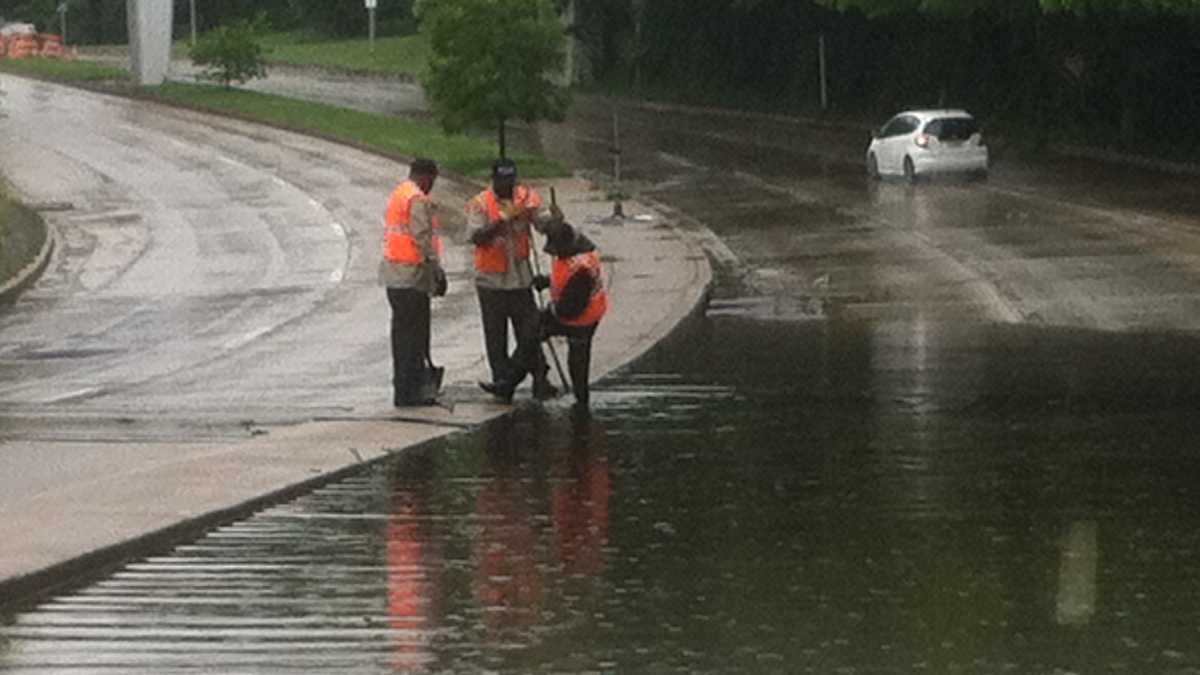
[7,34,36,59]
[39,33,64,58]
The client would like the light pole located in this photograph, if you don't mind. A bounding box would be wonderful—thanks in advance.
[819,32,828,111]
[366,0,377,53]
[190,0,196,45]
[57,2,67,43]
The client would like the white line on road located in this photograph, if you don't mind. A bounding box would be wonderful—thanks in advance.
[39,387,102,404]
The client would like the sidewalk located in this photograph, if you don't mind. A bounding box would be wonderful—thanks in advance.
[0,170,712,608]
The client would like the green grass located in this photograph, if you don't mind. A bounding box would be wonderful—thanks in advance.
[150,83,562,179]
[257,31,431,78]
[170,31,430,77]
[0,184,47,288]
[1,55,564,180]
[0,57,128,81]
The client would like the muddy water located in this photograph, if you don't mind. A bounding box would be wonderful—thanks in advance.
[4,312,1200,673]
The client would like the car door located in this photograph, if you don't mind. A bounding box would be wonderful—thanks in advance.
[876,116,913,175]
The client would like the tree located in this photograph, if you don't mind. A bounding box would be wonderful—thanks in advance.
[815,0,1200,13]
[189,15,269,89]
[415,0,570,158]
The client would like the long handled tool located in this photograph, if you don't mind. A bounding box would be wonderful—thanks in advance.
[532,187,571,394]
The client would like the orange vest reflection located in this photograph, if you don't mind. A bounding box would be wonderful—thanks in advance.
[387,491,440,670]
[551,419,610,577]
[473,472,544,636]
[471,416,612,642]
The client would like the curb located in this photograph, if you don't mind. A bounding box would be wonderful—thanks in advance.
[0,220,54,306]
[0,431,448,613]
[1049,143,1200,177]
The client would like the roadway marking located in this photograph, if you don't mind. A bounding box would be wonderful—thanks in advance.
[221,326,272,352]
[39,387,102,404]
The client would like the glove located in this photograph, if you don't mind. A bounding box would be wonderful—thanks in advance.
[535,205,565,234]
[470,227,495,246]
[432,266,448,297]
[532,274,550,291]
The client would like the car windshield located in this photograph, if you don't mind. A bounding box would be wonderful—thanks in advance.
[925,117,978,141]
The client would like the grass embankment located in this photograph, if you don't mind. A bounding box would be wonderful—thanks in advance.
[0,183,47,292]
[0,57,127,81]
[1,33,563,180]
[148,84,558,179]
[258,32,431,78]
[162,32,431,77]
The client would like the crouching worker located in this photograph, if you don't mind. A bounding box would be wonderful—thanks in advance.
[533,218,608,410]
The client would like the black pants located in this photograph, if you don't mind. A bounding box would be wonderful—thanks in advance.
[388,287,430,402]
[543,316,599,407]
[476,286,546,389]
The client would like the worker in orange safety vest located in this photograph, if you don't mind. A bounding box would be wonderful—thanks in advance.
[380,158,447,407]
[467,158,563,403]
[532,217,608,411]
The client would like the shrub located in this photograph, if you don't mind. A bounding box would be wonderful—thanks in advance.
[190,15,270,89]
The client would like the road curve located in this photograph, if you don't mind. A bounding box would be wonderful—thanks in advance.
[0,74,482,435]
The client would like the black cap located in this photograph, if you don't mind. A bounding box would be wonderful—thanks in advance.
[491,158,518,179]
[410,157,438,176]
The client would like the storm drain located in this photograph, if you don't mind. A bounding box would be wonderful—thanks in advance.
[0,469,451,673]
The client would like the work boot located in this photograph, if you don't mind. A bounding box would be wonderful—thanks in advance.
[395,388,436,407]
[395,395,436,407]
[533,381,559,401]
[478,380,515,404]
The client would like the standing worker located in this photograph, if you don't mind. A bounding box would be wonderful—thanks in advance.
[467,158,561,403]
[533,217,608,411]
[381,158,448,407]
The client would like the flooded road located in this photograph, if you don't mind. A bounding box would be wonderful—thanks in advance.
[5,312,1200,672]
[532,97,1200,333]
[5,69,1200,673]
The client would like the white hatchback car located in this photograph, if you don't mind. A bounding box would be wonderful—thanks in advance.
[866,109,988,182]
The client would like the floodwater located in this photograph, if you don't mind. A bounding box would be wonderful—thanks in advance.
[4,310,1200,673]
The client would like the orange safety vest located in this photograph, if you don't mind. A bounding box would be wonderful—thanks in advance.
[383,180,443,264]
[470,186,539,273]
[551,250,608,326]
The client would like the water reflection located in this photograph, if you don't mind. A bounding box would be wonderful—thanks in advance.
[1057,520,1099,627]
[473,417,547,642]
[551,414,610,580]
[385,452,442,670]
[5,316,1200,672]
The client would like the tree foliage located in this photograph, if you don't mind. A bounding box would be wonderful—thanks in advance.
[415,0,569,157]
[815,0,1200,14]
[189,15,269,89]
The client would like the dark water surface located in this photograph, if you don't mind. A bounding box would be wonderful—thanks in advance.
[5,315,1200,673]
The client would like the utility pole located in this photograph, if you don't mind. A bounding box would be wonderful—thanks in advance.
[632,0,645,93]
[58,3,67,43]
[189,0,196,46]
[818,32,828,111]
[610,108,624,220]
[366,0,377,53]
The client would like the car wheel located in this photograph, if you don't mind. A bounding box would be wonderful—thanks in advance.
[970,169,989,182]
[903,156,917,184]
[867,154,880,180]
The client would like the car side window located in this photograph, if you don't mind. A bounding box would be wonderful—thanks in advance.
[881,117,905,138]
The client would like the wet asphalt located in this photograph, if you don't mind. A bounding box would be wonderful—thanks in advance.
[4,319,1200,672]
[4,67,1200,671]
